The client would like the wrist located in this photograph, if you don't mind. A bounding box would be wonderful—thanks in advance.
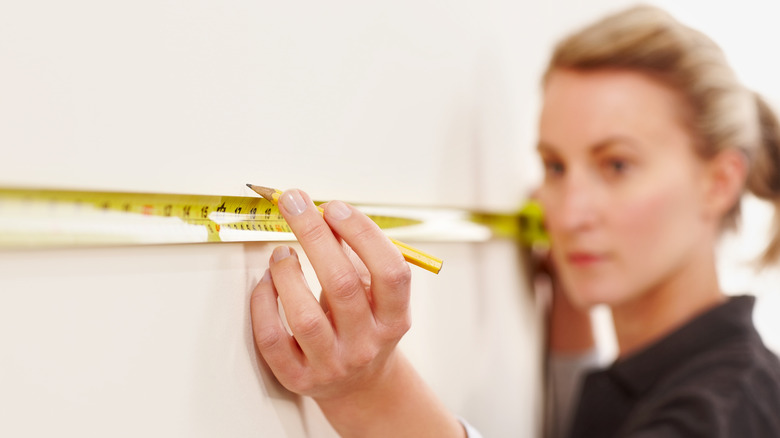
[314,351,405,435]
[315,352,464,438]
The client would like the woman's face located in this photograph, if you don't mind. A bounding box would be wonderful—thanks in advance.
[538,69,711,308]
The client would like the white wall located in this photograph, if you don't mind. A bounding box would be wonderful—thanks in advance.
[3,1,778,437]
[0,1,565,436]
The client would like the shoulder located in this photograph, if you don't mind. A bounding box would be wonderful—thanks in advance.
[620,334,780,437]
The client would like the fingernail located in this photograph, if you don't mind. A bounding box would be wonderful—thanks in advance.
[280,190,307,216]
[272,246,291,263]
[327,200,352,221]
[261,269,272,283]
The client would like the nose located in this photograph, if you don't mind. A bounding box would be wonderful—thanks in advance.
[555,172,600,233]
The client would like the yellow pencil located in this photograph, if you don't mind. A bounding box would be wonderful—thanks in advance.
[246,184,443,274]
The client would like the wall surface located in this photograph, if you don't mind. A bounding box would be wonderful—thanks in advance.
[3,1,779,437]
[0,1,567,436]
[0,241,543,437]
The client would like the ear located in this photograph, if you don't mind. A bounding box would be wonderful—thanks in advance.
[701,148,748,219]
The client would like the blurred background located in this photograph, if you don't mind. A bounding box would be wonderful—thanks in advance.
[1,1,778,436]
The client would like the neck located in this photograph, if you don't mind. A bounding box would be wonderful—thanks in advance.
[611,246,725,358]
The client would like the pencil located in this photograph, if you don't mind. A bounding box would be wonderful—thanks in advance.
[246,184,443,274]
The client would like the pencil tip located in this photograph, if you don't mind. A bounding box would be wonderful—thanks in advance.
[246,184,278,203]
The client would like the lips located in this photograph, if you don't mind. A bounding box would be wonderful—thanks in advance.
[567,252,606,267]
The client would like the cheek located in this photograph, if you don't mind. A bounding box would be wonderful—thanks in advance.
[619,191,672,240]
[614,179,701,269]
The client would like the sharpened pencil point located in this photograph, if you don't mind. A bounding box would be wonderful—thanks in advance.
[246,184,279,203]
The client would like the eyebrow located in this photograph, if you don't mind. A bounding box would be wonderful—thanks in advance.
[536,141,557,155]
[537,135,640,155]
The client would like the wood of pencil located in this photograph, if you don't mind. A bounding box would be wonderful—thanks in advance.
[246,184,443,274]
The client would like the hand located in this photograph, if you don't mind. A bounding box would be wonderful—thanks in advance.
[250,189,412,401]
[530,235,595,355]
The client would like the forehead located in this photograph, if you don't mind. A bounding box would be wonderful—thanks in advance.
[539,69,693,154]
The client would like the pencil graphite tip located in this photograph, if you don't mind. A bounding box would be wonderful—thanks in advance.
[246,184,279,203]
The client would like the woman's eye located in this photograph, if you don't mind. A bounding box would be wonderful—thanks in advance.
[605,158,630,174]
[544,161,565,176]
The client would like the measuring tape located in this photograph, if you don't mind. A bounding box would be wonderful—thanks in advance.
[0,186,548,249]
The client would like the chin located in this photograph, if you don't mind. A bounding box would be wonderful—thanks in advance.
[563,278,628,309]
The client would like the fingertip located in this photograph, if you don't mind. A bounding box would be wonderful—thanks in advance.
[324,200,352,221]
[261,268,272,283]
[252,269,272,295]
[272,245,293,263]
[279,189,309,216]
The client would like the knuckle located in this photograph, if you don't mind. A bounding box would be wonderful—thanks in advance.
[328,269,363,300]
[288,311,327,339]
[379,263,411,290]
[351,223,380,245]
[380,312,412,340]
[297,220,332,244]
[395,314,413,335]
[255,326,285,351]
[321,363,349,385]
[347,345,379,369]
[285,373,313,395]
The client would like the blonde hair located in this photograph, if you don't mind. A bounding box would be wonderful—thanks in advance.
[544,4,780,266]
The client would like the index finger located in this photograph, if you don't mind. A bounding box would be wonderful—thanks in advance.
[277,189,374,335]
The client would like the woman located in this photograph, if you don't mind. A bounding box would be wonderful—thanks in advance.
[250,5,780,437]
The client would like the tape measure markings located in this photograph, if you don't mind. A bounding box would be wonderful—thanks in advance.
[0,187,548,249]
